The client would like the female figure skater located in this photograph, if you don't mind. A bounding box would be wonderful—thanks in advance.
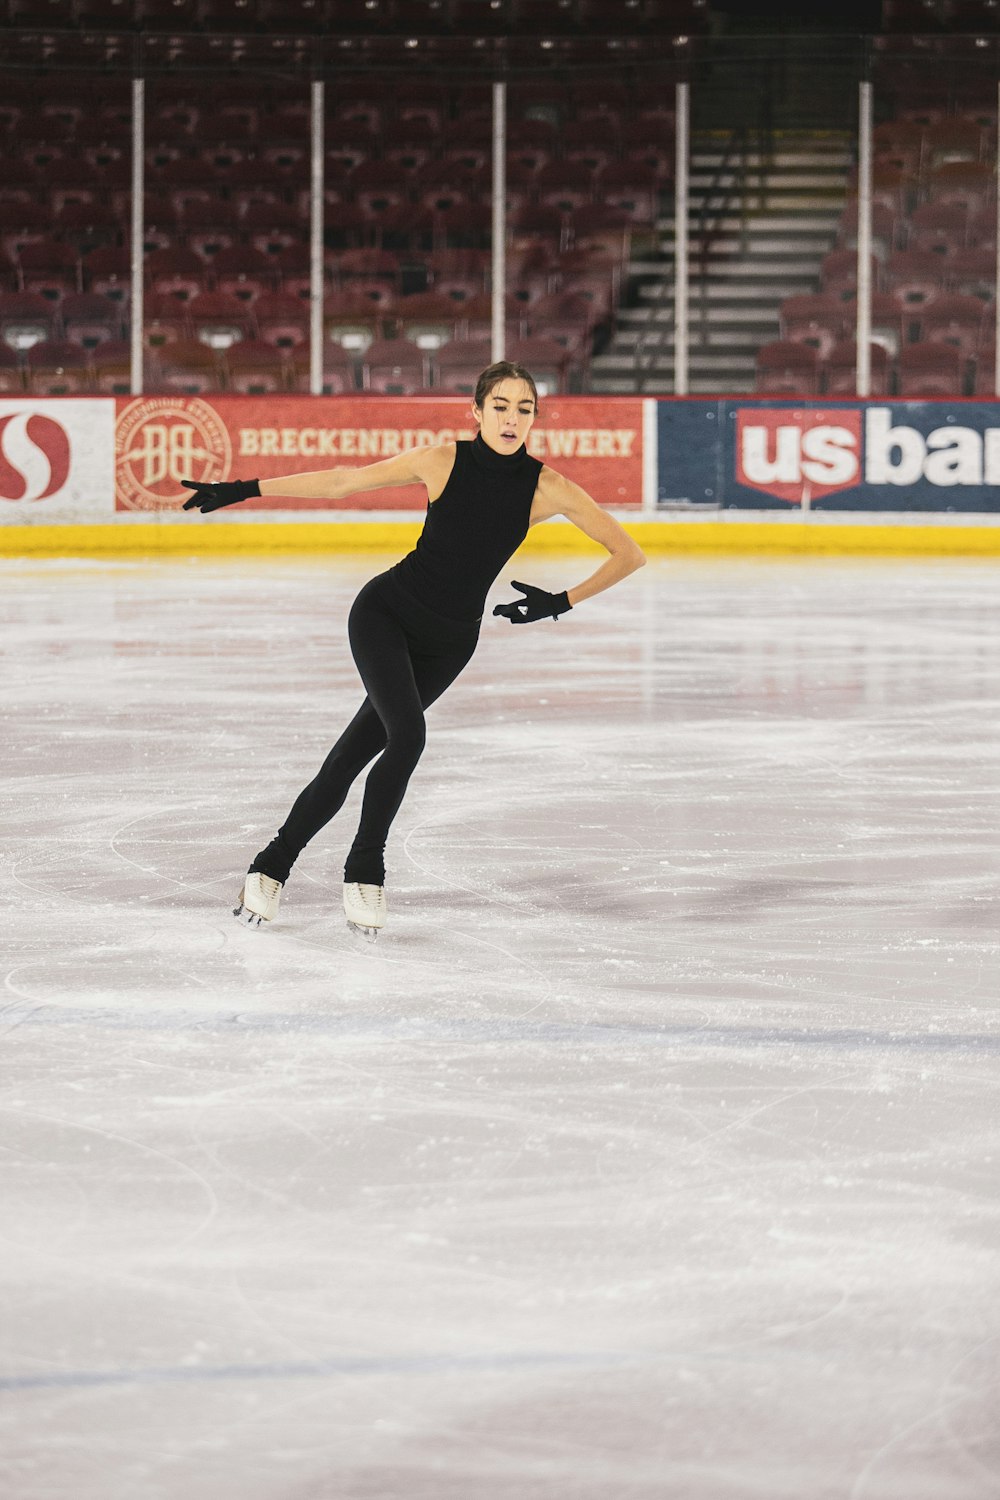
[182,361,645,940]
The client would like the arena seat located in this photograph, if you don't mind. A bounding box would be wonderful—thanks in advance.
[143,291,191,348]
[0,291,56,350]
[289,340,357,395]
[897,340,965,396]
[754,340,821,396]
[1,204,54,263]
[432,337,494,395]
[885,249,948,312]
[83,246,131,304]
[211,245,276,303]
[819,249,881,301]
[323,293,384,352]
[361,336,428,394]
[61,292,124,348]
[823,340,891,397]
[252,291,310,348]
[506,335,569,395]
[25,339,91,395]
[224,339,288,395]
[393,291,458,349]
[947,246,996,299]
[916,293,987,355]
[187,291,255,348]
[144,248,208,302]
[182,202,239,262]
[907,201,970,256]
[779,294,847,358]
[926,161,994,214]
[154,336,224,394]
[526,291,595,359]
[17,241,80,302]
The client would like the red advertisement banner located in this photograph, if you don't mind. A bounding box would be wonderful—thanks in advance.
[114,395,644,513]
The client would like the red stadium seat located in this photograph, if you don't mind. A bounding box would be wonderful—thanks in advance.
[182,202,239,262]
[907,201,969,257]
[361,336,428,394]
[393,291,459,350]
[16,241,79,302]
[526,291,594,358]
[187,291,255,348]
[432,337,494,395]
[0,291,56,350]
[25,339,91,395]
[837,200,900,259]
[897,340,965,397]
[83,246,131,305]
[61,292,123,349]
[252,291,310,349]
[224,338,289,395]
[506,335,569,395]
[599,163,662,226]
[823,340,891,397]
[289,341,357,396]
[754,340,820,396]
[323,292,384,352]
[923,119,987,171]
[916,293,987,355]
[144,291,191,348]
[243,203,308,259]
[145,248,208,302]
[819,249,881,300]
[947,246,996,300]
[885,250,948,311]
[153,336,223,394]
[926,162,994,215]
[779,293,847,358]
[211,245,276,304]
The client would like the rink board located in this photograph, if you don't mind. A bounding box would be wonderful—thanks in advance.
[3,393,1000,554]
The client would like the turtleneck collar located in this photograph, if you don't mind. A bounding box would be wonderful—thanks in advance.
[471,432,530,472]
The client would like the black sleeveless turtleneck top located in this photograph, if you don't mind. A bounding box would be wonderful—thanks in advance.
[389,435,544,625]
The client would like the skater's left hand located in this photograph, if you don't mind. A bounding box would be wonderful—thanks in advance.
[493,580,572,624]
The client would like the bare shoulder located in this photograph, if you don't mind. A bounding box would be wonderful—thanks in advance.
[530,464,593,524]
[411,441,457,503]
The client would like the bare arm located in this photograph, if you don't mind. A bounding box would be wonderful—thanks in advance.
[258,443,454,502]
[535,469,646,607]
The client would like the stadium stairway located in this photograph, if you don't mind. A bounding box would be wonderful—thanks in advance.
[591,130,851,394]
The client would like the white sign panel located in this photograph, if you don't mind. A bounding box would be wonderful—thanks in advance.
[0,399,116,523]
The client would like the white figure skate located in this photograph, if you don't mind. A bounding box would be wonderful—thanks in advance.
[234,872,282,927]
[343,882,386,943]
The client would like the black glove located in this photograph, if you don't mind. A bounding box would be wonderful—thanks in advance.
[181,477,261,512]
[492,580,572,624]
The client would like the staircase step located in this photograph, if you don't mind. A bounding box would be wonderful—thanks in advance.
[690,152,852,169]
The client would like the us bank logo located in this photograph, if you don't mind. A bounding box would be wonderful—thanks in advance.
[117,396,231,511]
[736,407,1000,504]
[0,411,72,502]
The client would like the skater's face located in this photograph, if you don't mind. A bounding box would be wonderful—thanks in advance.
[473,379,537,456]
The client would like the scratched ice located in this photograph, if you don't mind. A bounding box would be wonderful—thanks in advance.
[1,552,998,1500]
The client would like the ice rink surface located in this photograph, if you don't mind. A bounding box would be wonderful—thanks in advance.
[1,550,998,1500]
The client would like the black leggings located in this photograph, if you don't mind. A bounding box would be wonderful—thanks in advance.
[251,570,480,887]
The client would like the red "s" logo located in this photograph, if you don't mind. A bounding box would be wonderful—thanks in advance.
[0,412,72,501]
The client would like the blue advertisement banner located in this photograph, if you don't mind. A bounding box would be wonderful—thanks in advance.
[657,399,1000,512]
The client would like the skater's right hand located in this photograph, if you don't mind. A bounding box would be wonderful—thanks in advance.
[181,477,261,512]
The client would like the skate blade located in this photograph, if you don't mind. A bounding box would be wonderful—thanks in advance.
[234,900,264,928]
[346,919,379,944]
